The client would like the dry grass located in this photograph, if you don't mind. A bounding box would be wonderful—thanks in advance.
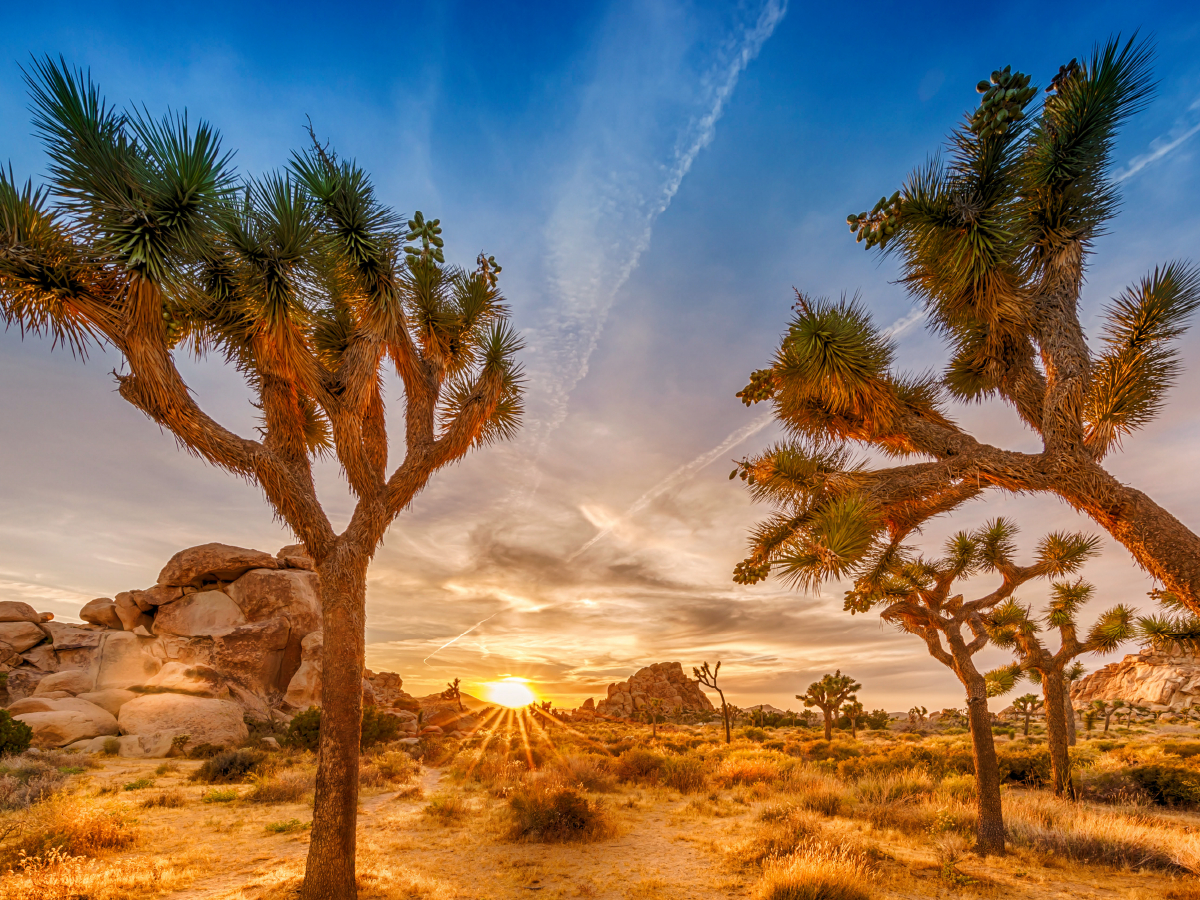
[504,783,618,843]
[0,848,207,900]
[754,840,875,900]
[246,771,315,804]
[0,795,136,866]
[139,789,187,809]
[422,792,469,824]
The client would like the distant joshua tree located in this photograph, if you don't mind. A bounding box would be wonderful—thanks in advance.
[1012,694,1041,737]
[1090,699,1121,732]
[842,698,866,739]
[908,706,929,728]
[988,578,1132,795]
[644,697,664,738]
[798,671,861,741]
[694,661,732,744]
[442,678,464,712]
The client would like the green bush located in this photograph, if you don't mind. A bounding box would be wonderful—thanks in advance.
[865,709,892,730]
[1128,764,1200,807]
[283,705,401,752]
[1162,740,1200,759]
[0,711,32,756]
[192,749,267,784]
[743,727,768,742]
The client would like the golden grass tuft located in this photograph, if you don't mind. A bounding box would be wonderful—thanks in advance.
[0,847,205,900]
[754,841,875,900]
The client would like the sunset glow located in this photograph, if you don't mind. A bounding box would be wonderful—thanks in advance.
[483,679,537,708]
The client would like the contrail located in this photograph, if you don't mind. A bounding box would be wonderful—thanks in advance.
[1116,98,1200,182]
[423,613,498,666]
[568,412,774,560]
[515,1,789,505]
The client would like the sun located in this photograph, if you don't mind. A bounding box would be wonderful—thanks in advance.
[483,678,537,708]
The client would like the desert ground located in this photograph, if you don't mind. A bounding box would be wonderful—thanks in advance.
[4,714,1200,900]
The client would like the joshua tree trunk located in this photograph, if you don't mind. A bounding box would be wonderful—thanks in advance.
[964,681,1005,855]
[1065,684,1077,747]
[1042,670,1073,798]
[303,550,368,900]
[822,708,833,741]
[1022,710,1031,736]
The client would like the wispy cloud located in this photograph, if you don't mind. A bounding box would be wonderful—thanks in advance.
[569,412,775,560]
[520,1,789,464]
[1116,97,1200,182]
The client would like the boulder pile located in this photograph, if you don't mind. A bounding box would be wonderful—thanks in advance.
[1072,648,1200,712]
[594,662,714,718]
[1,542,417,754]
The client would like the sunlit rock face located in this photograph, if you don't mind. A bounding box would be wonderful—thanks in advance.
[1,541,410,755]
[1072,648,1200,711]
[595,661,715,718]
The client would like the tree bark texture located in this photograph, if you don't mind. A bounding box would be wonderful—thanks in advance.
[1065,683,1077,747]
[1042,671,1073,798]
[301,552,368,900]
[823,709,833,742]
[965,687,1005,855]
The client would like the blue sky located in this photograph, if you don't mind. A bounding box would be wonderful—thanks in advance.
[3,1,1200,711]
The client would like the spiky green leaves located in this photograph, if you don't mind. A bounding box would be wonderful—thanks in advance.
[985,664,1024,697]
[25,56,235,284]
[1084,263,1200,456]
[1032,531,1101,577]
[1085,605,1134,653]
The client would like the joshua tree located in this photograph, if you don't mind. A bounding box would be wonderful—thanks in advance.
[731,39,1200,625]
[842,698,866,739]
[908,705,929,727]
[694,661,732,744]
[798,671,861,741]
[1012,694,1040,737]
[644,697,664,738]
[442,678,465,712]
[1090,699,1121,732]
[799,709,819,729]
[1083,706,1098,731]
[0,61,524,900]
[987,579,1132,795]
[796,518,1093,854]
[1138,589,1200,652]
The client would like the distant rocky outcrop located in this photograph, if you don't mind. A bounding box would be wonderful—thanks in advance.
[2,542,416,755]
[595,662,714,718]
[1072,648,1200,711]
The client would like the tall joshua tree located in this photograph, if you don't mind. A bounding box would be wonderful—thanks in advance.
[786,518,1092,854]
[798,670,861,741]
[0,61,523,900]
[694,661,732,743]
[987,579,1132,796]
[731,38,1200,614]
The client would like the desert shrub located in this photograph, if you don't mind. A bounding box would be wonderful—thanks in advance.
[372,751,419,784]
[996,744,1051,786]
[1,796,137,865]
[265,818,310,834]
[854,768,934,804]
[794,781,850,817]
[0,760,65,811]
[360,707,401,749]
[191,749,267,785]
[730,807,822,868]
[100,738,120,756]
[154,762,178,776]
[1128,764,1200,807]
[284,707,322,752]
[422,793,468,824]
[201,788,238,803]
[0,712,32,756]
[713,755,780,787]
[186,742,225,758]
[556,754,617,793]
[754,840,874,900]
[122,778,153,791]
[1163,741,1200,759]
[282,706,400,753]
[936,773,977,803]
[505,784,615,843]
[247,771,314,804]
[615,748,667,783]
[864,709,891,730]
[139,789,186,809]
[1005,791,1200,870]
[662,755,707,794]
[743,727,768,742]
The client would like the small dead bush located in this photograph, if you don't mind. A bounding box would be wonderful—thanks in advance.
[730,807,823,869]
[423,793,469,824]
[506,784,616,843]
[0,762,65,811]
[662,755,708,794]
[615,748,667,784]
[139,790,187,809]
[191,749,267,785]
[0,847,200,900]
[247,771,314,805]
[713,756,780,787]
[372,751,420,784]
[556,754,617,793]
[0,797,137,866]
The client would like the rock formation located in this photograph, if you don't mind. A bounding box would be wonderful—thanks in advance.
[1072,648,1200,711]
[2,542,416,755]
[595,662,714,718]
